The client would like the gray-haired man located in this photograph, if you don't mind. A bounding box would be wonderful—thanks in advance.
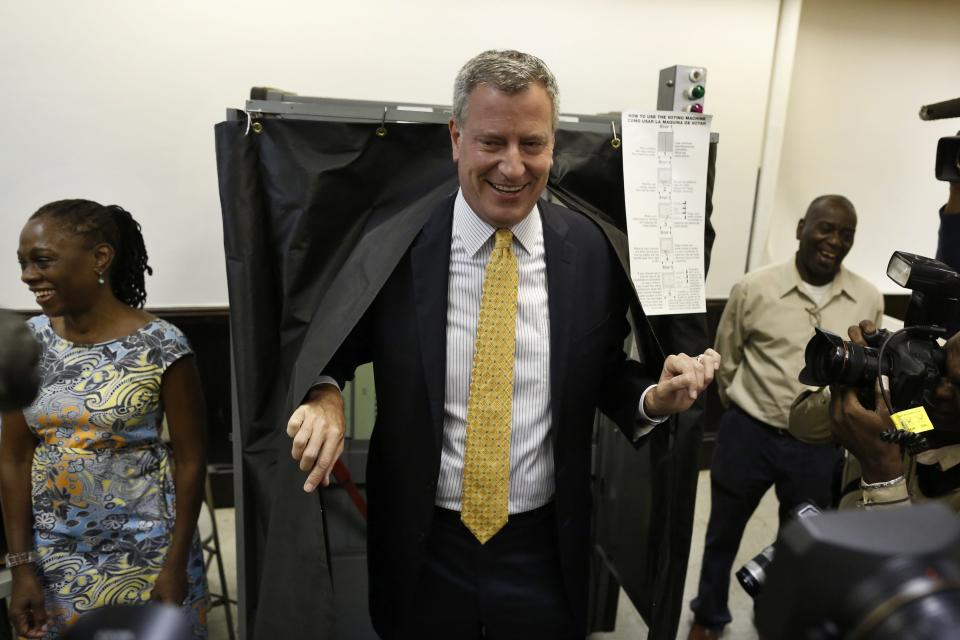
[286,49,720,639]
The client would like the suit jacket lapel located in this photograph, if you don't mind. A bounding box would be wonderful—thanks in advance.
[411,196,455,452]
[542,202,576,444]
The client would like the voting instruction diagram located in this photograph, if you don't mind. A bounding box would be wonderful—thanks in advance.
[621,111,712,316]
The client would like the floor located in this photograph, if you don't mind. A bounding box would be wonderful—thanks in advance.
[205,469,779,640]
[203,507,240,640]
[589,471,779,640]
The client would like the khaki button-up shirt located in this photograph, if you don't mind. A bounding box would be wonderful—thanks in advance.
[716,259,883,428]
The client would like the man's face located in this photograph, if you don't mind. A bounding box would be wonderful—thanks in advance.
[449,83,554,228]
[795,202,857,285]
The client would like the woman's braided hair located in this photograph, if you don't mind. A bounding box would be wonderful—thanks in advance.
[31,199,153,308]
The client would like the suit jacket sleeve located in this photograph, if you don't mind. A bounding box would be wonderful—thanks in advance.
[594,267,660,446]
[311,308,373,397]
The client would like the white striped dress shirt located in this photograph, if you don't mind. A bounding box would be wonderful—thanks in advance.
[435,191,555,513]
[314,191,663,510]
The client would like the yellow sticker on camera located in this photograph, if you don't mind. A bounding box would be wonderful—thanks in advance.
[890,406,935,434]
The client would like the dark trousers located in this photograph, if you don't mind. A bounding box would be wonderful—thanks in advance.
[404,503,579,640]
[690,405,842,630]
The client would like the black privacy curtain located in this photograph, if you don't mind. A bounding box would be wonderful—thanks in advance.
[215,117,716,639]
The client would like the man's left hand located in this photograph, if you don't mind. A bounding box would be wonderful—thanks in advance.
[644,348,722,417]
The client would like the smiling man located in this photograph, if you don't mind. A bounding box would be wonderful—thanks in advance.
[686,195,883,640]
[449,81,553,228]
[284,50,721,639]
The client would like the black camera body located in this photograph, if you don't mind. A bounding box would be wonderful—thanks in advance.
[800,325,944,414]
[755,502,960,640]
[799,252,960,435]
[936,135,960,182]
[919,96,960,181]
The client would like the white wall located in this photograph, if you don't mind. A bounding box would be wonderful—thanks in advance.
[764,0,960,294]
[0,0,781,309]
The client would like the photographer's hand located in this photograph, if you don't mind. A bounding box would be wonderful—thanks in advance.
[849,319,878,343]
[827,321,903,483]
[829,382,903,483]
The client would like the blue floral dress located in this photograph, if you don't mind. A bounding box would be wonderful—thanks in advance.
[22,315,208,638]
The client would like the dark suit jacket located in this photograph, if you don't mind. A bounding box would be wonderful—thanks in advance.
[323,194,660,637]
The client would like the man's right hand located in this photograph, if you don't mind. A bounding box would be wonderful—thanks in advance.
[286,384,346,492]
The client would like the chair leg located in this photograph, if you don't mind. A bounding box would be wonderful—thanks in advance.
[204,472,237,640]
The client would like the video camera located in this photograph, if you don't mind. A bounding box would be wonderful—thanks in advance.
[753,502,960,640]
[798,252,960,449]
[920,96,960,182]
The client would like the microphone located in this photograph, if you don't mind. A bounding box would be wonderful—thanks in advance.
[919,97,960,121]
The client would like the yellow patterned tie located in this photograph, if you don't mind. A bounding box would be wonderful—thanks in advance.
[461,228,518,544]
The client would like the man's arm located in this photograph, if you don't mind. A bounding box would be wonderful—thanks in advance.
[830,382,910,509]
[287,312,372,492]
[829,381,904,485]
[712,280,747,406]
[591,274,721,438]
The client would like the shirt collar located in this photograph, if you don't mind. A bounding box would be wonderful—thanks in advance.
[778,256,860,304]
[917,444,960,471]
[453,188,540,258]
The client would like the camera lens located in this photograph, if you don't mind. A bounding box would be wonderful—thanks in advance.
[799,328,886,387]
[841,558,960,640]
[736,545,775,598]
[867,590,960,640]
[738,503,823,600]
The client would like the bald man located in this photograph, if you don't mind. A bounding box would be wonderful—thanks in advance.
[687,196,883,639]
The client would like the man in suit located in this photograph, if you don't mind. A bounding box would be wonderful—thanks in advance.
[285,49,721,639]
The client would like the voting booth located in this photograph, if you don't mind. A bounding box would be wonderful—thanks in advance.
[215,90,717,639]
